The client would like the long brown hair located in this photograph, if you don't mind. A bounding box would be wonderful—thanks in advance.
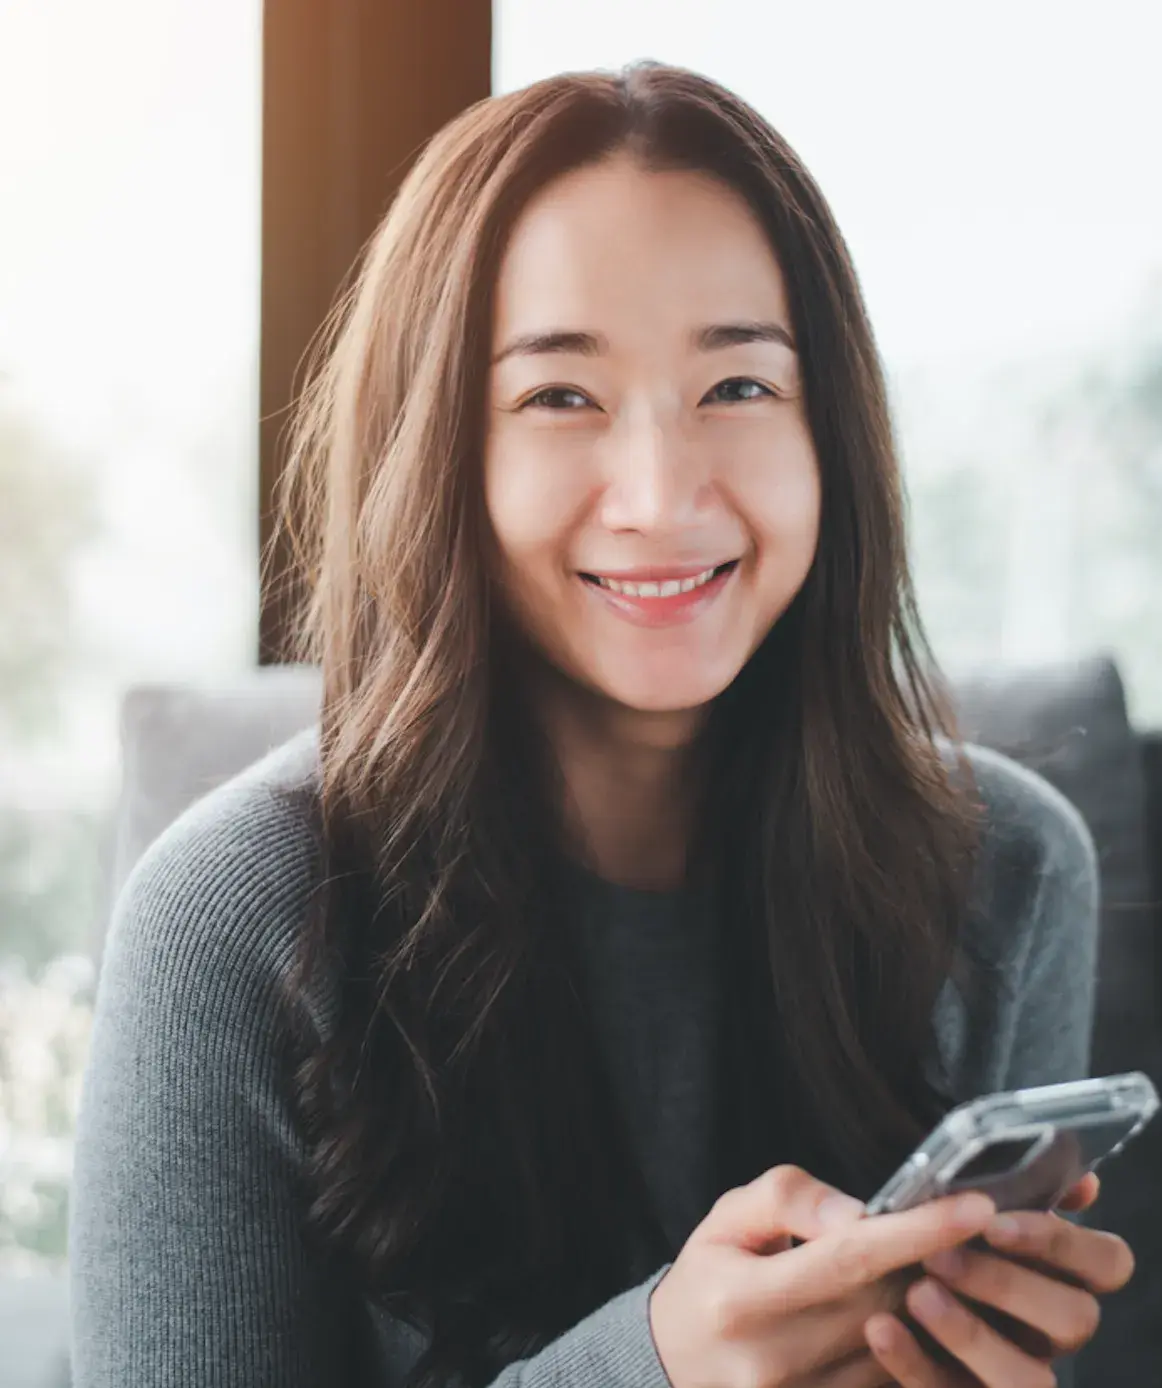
[275,60,982,1387]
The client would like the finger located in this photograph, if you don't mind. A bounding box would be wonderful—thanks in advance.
[819,1343,898,1387]
[864,1313,969,1387]
[923,1243,1101,1355]
[764,1267,911,1372]
[755,1193,996,1309]
[700,1164,866,1251]
[1056,1172,1100,1213]
[983,1210,1135,1295]
[906,1276,1058,1385]
[708,1257,907,1375]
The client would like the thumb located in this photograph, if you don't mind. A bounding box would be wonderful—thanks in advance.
[700,1164,867,1254]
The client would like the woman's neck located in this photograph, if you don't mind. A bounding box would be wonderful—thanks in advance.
[533,667,707,892]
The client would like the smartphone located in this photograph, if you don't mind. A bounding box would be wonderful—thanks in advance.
[865,1071,1159,1217]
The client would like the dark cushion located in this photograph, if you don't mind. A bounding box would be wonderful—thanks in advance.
[1143,733,1162,909]
[950,653,1161,1385]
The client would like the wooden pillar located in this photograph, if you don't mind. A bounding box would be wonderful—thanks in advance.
[258,0,492,663]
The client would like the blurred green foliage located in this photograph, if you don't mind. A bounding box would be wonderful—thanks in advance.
[0,386,97,740]
[0,383,102,971]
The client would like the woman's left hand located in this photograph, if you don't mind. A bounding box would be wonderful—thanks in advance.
[862,1174,1136,1385]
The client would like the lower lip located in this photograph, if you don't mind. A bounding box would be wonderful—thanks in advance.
[580,566,736,628]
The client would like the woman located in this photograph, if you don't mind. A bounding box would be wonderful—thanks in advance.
[70,62,1132,1388]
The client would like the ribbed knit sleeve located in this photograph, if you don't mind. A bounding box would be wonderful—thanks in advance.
[67,751,675,1388]
[995,766,1099,1094]
[68,772,355,1386]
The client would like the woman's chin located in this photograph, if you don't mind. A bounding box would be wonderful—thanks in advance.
[591,668,739,717]
[534,643,747,720]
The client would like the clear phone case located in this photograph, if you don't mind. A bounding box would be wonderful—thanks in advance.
[865,1071,1160,1216]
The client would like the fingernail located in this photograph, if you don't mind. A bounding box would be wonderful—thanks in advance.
[926,1246,967,1279]
[865,1317,897,1353]
[988,1215,1023,1244]
[818,1194,867,1227]
[953,1193,995,1228]
[912,1278,955,1318]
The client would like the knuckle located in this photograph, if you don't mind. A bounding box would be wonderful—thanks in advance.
[706,1185,748,1235]
[1046,1218,1076,1267]
[762,1164,806,1208]
[709,1186,740,1223]
[829,1229,875,1286]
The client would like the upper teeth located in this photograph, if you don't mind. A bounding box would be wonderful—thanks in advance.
[593,566,719,597]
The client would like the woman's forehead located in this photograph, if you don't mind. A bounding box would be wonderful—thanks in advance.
[491,158,791,354]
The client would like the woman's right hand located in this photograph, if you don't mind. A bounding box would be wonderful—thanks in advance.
[649,1165,996,1388]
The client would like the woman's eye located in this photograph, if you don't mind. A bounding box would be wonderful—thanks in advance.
[520,386,593,411]
[704,377,776,405]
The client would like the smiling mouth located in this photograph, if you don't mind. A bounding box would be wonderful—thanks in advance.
[578,560,739,598]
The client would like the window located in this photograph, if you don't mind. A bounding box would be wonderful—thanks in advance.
[0,0,259,1313]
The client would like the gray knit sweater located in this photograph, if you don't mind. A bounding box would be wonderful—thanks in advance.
[68,730,1099,1386]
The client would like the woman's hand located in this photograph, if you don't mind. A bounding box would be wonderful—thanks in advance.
[862,1174,1136,1386]
[648,1164,997,1388]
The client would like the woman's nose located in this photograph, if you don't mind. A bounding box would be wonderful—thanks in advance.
[598,417,709,535]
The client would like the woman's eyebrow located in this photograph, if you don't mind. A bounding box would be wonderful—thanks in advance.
[491,320,797,365]
[697,320,796,353]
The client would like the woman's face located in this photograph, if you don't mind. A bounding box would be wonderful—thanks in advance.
[484,153,821,717]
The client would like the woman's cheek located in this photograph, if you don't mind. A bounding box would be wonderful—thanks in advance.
[486,439,595,563]
[721,431,821,550]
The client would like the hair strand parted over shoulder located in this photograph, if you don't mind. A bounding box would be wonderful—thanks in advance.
[273,61,983,1388]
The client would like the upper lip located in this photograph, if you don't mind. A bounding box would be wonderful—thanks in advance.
[578,560,738,581]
